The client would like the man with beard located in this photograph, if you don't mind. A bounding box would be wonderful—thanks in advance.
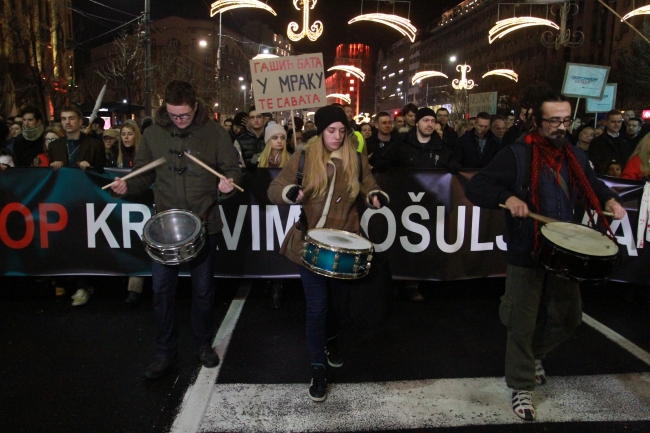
[14,106,46,167]
[465,90,626,421]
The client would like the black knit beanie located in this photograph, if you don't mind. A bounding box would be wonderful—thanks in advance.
[415,107,436,124]
[315,105,349,135]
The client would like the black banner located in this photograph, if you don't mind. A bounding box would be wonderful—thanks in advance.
[1,167,647,284]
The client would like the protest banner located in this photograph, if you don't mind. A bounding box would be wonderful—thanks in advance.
[561,63,610,99]
[469,91,497,117]
[586,83,617,113]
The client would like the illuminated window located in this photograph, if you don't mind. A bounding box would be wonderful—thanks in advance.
[346,73,350,77]
[398,81,403,85]
[382,76,386,80]
[399,58,404,63]
[382,86,386,89]
[389,72,395,77]
[350,87,354,91]
[399,69,403,74]
[383,65,387,70]
[350,79,354,84]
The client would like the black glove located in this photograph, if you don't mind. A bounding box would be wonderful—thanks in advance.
[286,185,302,202]
[370,192,388,207]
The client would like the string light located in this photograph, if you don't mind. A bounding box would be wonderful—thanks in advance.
[354,113,371,124]
[327,65,365,81]
[482,69,518,82]
[348,13,417,42]
[287,0,323,41]
[451,64,474,90]
[411,71,449,86]
[209,0,277,16]
[326,93,351,104]
[488,17,559,44]
[621,5,650,21]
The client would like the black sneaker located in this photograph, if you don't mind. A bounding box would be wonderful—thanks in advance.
[308,364,327,402]
[143,353,178,380]
[199,346,220,368]
[325,337,343,368]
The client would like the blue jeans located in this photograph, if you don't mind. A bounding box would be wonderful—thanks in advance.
[298,266,347,365]
[151,234,218,357]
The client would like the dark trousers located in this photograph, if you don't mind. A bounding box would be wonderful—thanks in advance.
[298,266,346,366]
[151,234,218,358]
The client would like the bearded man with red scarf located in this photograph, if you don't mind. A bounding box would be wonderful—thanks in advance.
[465,89,626,421]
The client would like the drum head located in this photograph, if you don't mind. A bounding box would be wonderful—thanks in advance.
[307,228,373,252]
[144,209,203,248]
[541,222,618,257]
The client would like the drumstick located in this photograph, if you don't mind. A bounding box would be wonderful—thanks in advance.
[181,151,244,192]
[101,157,166,190]
[498,204,614,223]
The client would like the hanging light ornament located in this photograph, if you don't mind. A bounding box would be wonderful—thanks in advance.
[451,64,474,90]
[482,69,519,82]
[411,71,449,86]
[348,13,417,42]
[210,0,277,16]
[488,17,559,44]
[326,94,352,104]
[287,0,323,42]
[621,5,650,21]
[327,65,366,81]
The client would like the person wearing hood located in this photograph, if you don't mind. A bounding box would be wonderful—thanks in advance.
[14,106,46,167]
[109,80,242,380]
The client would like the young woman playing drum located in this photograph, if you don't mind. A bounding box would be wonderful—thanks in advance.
[268,105,389,402]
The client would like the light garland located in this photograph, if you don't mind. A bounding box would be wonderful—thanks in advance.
[488,17,559,44]
[209,0,277,16]
[451,64,474,90]
[411,71,449,86]
[326,93,352,104]
[482,69,518,82]
[348,13,417,42]
[327,65,366,81]
[621,5,650,21]
[287,0,323,42]
[354,113,371,124]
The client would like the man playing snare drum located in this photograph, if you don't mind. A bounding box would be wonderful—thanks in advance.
[110,81,242,379]
[465,87,626,421]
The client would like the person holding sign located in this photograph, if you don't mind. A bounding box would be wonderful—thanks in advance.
[267,105,389,402]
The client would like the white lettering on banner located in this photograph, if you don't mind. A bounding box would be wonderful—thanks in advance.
[496,235,507,251]
[121,204,151,248]
[400,205,430,253]
[583,213,637,257]
[360,207,397,252]
[219,205,247,250]
[470,206,493,251]
[407,192,425,203]
[436,206,466,253]
[86,203,119,248]
[265,205,301,250]
[251,205,260,251]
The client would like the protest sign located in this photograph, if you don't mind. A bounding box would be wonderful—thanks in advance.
[561,63,610,98]
[468,91,497,117]
[586,83,617,113]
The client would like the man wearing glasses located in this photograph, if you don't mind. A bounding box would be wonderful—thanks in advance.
[234,106,266,169]
[110,80,242,380]
[465,88,626,421]
[587,109,634,175]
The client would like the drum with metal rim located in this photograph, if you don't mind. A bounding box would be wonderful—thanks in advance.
[301,228,374,279]
[142,209,206,265]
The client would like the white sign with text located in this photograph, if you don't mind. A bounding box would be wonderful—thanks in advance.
[561,63,610,99]
[469,91,497,117]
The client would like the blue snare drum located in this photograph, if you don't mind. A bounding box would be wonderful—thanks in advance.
[301,228,374,279]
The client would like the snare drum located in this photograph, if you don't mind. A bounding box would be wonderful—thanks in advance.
[301,228,374,279]
[142,209,206,265]
[537,222,619,282]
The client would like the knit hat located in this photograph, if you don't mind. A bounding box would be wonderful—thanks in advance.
[415,107,436,124]
[264,121,286,144]
[315,105,349,135]
[291,116,304,131]
[102,129,120,139]
[233,111,248,127]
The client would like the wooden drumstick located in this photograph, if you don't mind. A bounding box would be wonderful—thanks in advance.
[102,157,166,190]
[498,204,613,223]
[181,151,244,192]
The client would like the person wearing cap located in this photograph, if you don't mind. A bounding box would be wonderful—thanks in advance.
[102,128,120,167]
[252,122,289,168]
[267,104,389,403]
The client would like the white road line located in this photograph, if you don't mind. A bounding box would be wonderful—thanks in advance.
[198,373,650,432]
[583,312,650,367]
[170,280,252,433]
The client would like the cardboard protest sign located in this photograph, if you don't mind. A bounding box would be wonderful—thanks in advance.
[586,83,617,113]
[249,53,327,113]
[561,63,610,99]
[469,91,497,117]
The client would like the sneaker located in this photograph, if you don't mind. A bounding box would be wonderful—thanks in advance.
[325,337,343,368]
[308,364,327,402]
[198,346,220,368]
[143,353,178,380]
[512,390,536,421]
[55,287,66,297]
[71,289,90,306]
[535,359,547,385]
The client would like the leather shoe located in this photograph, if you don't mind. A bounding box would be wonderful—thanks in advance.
[125,291,141,305]
[198,346,220,368]
[143,353,178,380]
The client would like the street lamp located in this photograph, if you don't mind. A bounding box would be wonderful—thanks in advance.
[241,84,246,107]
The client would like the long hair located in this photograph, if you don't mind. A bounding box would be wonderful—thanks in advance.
[631,132,650,176]
[258,136,290,168]
[117,120,142,167]
[303,132,360,202]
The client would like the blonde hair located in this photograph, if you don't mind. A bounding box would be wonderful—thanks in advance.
[631,133,650,176]
[258,135,290,168]
[45,125,65,138]
[302,133,360,202]
[117,120,142,167]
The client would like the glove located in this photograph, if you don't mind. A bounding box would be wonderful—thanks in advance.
[286,185,302,202]
[370,192,388,207]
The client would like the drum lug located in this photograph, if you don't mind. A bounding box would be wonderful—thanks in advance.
[311,247,320,265]
[354,256,360,264]
[352,264,358,272]
[367,254,373,262]
[332,252,340,271]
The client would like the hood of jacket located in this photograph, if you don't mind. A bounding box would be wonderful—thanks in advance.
[405,126,444,150]
[155,99,211,130]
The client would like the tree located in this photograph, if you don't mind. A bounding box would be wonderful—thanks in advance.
[616,25,650,109]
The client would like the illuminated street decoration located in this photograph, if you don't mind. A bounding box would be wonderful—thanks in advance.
[354,113,371,124]
[411,71,449,86]
[287,0,323,42]
[252,53,279,60]
[209,0,277,16]
[326,94,352,104]
[621,5,650,21]
[348,13,417,42]
[451,64,474,90]
[482,69,518,82]
[488,17,559,44]
[327,65,365,81]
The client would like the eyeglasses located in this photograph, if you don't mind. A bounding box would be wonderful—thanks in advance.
[541,117,573,128]
[46,137,58,143]
[169,111,193,121]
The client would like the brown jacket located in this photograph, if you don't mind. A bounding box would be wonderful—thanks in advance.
[48,133,106,173]
[267,145,387,265]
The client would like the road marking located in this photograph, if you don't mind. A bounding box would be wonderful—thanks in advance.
[198,373,650,432]
[583,313,650,367]
[170,280,252,433]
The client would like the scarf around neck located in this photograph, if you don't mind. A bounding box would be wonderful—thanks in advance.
[22,124,44,141]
